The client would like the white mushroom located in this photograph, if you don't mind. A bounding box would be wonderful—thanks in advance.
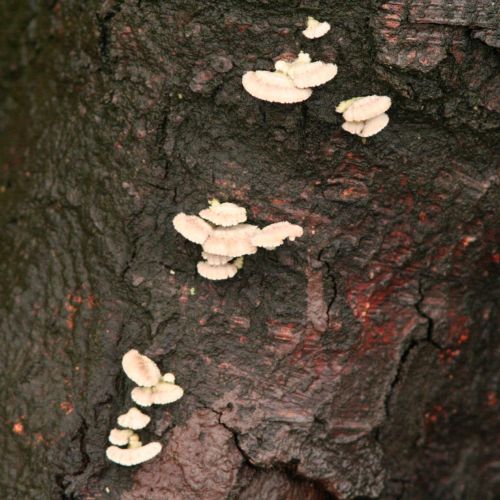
[340,95,391,122]
[199,201,247,227]
[108,428,135,446]
[106,441,162,466]
[275,52,337,89]
[202,225,259,257]
[173,213,213,244]
[242,70,312,104]
[117,407,151,430]
[122,349,162,388]
[251,222,304,249]
[302,16,331,39]
[341,113,390,138]
[197,261,238,280]
[162,372,176,383]
[201,251,233,265]
[131,381,184,407]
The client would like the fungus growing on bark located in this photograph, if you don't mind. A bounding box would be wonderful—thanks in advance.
[202,225,259,257]
[338,95,391,122]
[251,222,304,249]
[117,407,151,430]
[131,380,184,407]
[199,200,247,226]
[242,70,312,104]
[174,202,303,279]
[337,95,391,137]
[108,428,135,446]
[275,52,337,89]
[122,349,162,388]
[106,440,162,466]
[302,16,331,39]
[197,261,238,280]
[172,213,213,244]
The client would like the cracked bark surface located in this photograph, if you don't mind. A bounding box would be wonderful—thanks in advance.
[0,1,498,499]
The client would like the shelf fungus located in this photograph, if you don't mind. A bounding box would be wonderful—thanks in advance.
[108,428,136,446]
[117,407,151,430]
[274,52,337,89]
[242,70,312,104]
[172,213,213,245]
[251,222,304,250]
[337,95,391,138]
[174,201,304,280]
[131,379,184,407]
[106,437,162,467]
[302,16,331,39]
[122,349,162,388]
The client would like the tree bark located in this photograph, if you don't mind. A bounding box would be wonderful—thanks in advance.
[0,1,498,499]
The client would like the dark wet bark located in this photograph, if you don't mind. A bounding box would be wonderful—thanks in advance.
[0,1,499,499]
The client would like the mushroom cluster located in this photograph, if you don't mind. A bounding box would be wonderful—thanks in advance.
[242,51,337,104]
[173,200,304,280]
[336,95,392,138]
[106,350,184,466]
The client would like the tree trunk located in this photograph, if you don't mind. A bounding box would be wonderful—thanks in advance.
[1,1,498,499]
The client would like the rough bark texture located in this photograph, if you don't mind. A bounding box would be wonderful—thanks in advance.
[0,1,498,499]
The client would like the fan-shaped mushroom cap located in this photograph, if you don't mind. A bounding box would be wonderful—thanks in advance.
[172,213,213,245]
[242,70,312,104]
[359,113,389,137]
[117,407,151,430]
[131,382,184,407]
[202,225,259,257]
[108,428,135,446]
[302,17,331,39]
[199,202,247,227]
[122,349,162,388]
[341,121,365,136]
[201,252,233,265]
[197,261,238,280]
[106,442,162,466]
[251,222,304,248]
[342,113,389,138]
[342,95,391,122]
[287,61,338,89]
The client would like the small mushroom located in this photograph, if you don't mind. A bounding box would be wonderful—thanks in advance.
[173,213,213,244]
[117,407,151,430]
[339,95,391,122]
[341,113,390,138]
[202,225,259,257]
[108,428,135,446]
[106,441,162,466]
[201,251,233,265]
[251,222,304,249]
[242,70,312,104]
[302,16,331,39]
[275,52,337,89]
[161,372,176,383]
[341,120,365,136]
[197,261,238,280]
[131,381,184,407]
[122,349,162,388]
[199,201,247,227]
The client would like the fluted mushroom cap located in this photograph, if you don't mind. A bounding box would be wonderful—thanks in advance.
[122,349,162,388]
[173,213,213,244]
[302,17,331,39]
[199,202,247,227]
[341,121,365,136]
[342,95,391,122]
[251,222,304,248]
[201,252,233,265]
[117,407,151,430]
[342,113,389,138]
[242,70,312,104]
[202,225,259,257]
[197,261,238,280]
[131,381,184,407]
[106,442,162,466]
[287,61,338,89]
[108,428,135,446]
